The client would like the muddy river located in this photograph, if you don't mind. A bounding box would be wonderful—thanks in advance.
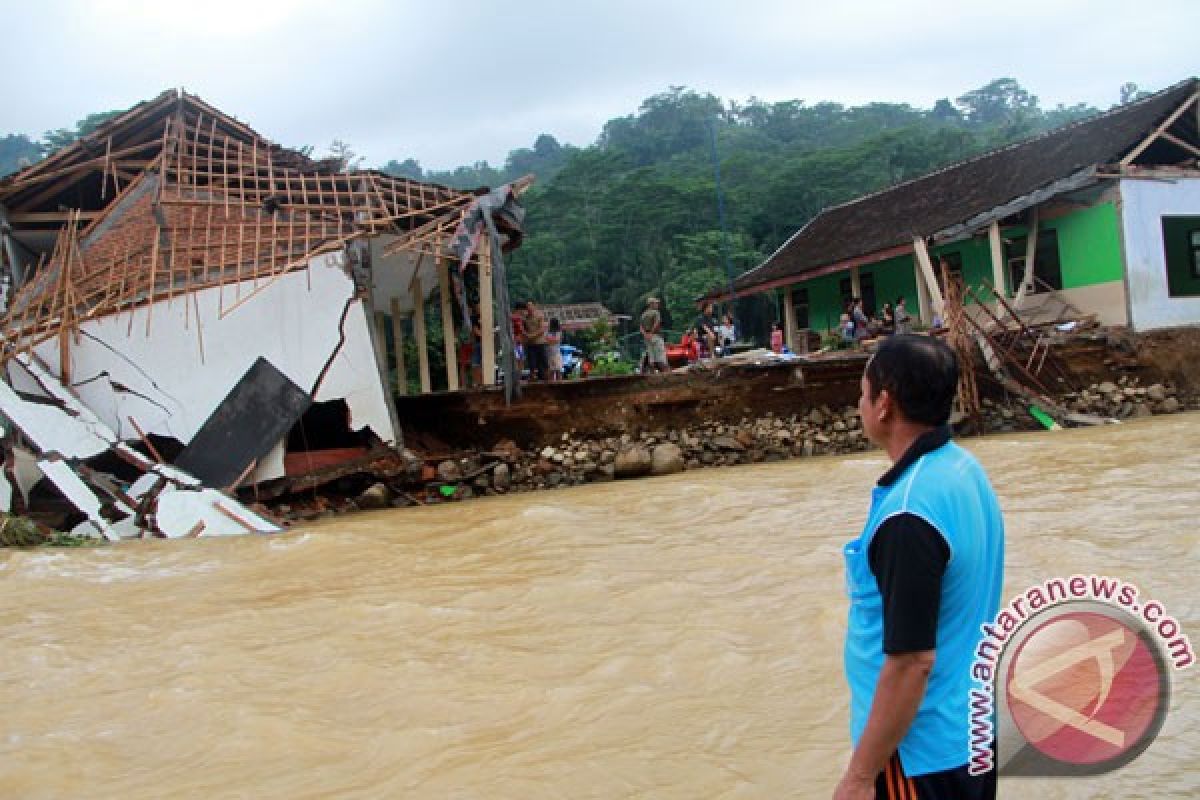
[2,415,1197,798]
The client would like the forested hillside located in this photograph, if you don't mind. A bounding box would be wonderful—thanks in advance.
[385,78,1144,335]
[3,79,1149,339]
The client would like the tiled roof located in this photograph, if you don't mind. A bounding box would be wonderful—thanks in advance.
[736,77,1199,293]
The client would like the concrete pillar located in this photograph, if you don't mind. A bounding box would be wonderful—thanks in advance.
[988,222,1006,298]
[438,255,459,392]
[1014,209,1040,311]
[914,261,932,325]
[412,275,432,394]
[782,286,797,352]
[479,239,496,386]
[390,298,407,396]
[912,236,945,325]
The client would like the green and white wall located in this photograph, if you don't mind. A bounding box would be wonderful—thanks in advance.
[784,194,1133,333]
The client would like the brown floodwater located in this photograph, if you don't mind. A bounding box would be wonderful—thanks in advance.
[2,414,1197,798]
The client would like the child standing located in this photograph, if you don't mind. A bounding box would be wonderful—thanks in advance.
[546,317,564,382]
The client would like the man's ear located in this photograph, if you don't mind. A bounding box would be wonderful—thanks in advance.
[875,388,893,423]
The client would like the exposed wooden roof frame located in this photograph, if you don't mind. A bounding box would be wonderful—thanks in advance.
[1120,91,1199,166]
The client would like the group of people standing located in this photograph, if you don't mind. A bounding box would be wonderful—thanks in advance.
[455,299,565,387]
[841,296,913,345]
[640,298,738,372]
[693,303,737,359]
[510,300,565,382]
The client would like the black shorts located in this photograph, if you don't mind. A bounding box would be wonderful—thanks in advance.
[875,753,996,800]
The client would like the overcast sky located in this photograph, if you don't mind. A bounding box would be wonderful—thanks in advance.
[2,1,1194,171]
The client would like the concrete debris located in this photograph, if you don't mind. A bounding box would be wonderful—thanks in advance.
[0,354,280,540]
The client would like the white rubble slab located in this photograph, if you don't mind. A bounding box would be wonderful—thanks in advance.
[36,458,115,541]
[0,377,111,459]
[155,487,280,538]
[11,447,41,507]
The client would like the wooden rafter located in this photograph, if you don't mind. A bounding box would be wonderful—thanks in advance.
[1120,91,1200,166]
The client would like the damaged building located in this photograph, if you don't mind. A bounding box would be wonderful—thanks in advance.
[0,90,526,538]
[728,77,1200,341]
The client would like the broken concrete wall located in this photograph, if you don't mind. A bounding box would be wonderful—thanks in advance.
[1120,177,1200,331]
[21,250,396,483]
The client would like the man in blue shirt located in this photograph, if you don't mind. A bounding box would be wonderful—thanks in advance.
[835,335,1004,800]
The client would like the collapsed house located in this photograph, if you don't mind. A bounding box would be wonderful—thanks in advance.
[0,90,526,538]
[726,77,1200,339]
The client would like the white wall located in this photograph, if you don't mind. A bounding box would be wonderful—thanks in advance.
[31,252,396,481]
[1120,177,1200,331]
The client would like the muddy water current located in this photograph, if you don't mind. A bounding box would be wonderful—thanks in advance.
[2,415,1198,798]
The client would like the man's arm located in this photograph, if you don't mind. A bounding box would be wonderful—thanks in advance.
[833,651,935,799]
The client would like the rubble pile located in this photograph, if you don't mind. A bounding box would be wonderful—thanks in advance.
[280,407,873,518]
[975,378,1192,432]
[501,407,873,492]
[1062,378,1187,419]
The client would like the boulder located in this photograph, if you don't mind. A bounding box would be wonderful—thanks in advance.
[356,483,391,510]
[1161,397,1181,414]
[491,438,522,461]
[614,445,653,479]
[399,448,424,479]
[1147,384,1167,403]
[711,435,746,452]
[650,443,685,476]
[492,463,512,491]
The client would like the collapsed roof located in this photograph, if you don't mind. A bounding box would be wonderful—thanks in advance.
[0,88,527,362]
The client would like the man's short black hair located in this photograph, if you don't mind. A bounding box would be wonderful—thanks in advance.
[865,335,959,426]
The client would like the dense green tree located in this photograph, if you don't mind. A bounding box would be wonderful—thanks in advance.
[955,77,1039,127]
[0,134,41,176]
[381,157,423,180]
[41,109,126,154]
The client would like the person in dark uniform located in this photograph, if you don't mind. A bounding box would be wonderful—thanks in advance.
[694,303,718,361]
[834,335,1004,800]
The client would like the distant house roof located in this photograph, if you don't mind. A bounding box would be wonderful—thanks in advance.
[539,302,627,332]
[734,77,1200,296]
